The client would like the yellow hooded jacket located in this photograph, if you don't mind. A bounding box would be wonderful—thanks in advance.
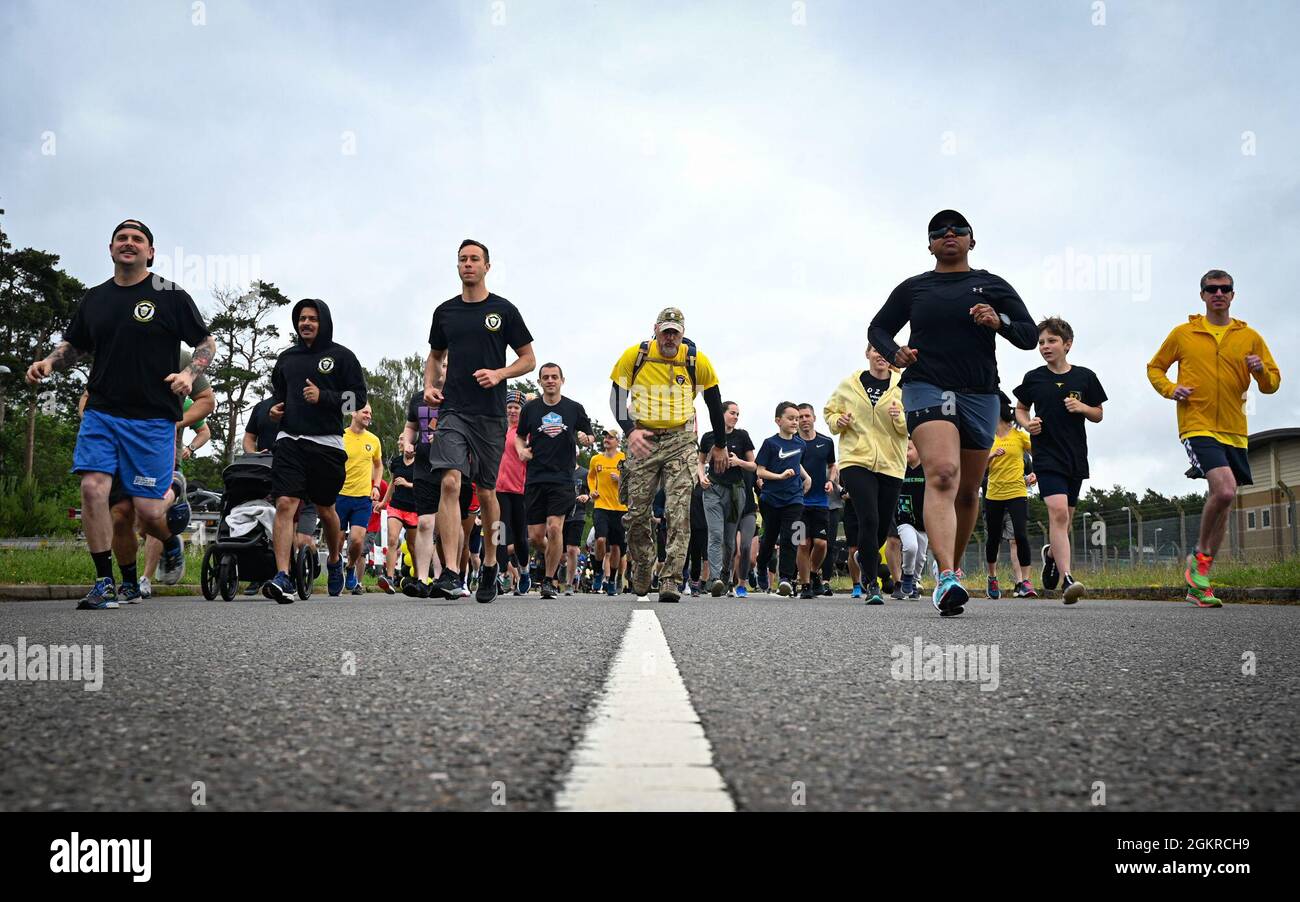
[824,369,908,478]
[1147,315,1280,444]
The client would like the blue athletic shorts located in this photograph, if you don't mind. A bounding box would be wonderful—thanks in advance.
[73,408,175,499]
[1183,436,1253,486]
[335,494,374,533]
[1035,470,1083,507]
[902,381,998,450]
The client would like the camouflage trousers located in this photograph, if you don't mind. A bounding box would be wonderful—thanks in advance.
[623,429,696,594]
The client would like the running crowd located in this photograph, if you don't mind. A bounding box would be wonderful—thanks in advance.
[27,213,1282,615]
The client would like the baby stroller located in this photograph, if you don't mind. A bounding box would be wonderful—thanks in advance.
[200,453,314,601]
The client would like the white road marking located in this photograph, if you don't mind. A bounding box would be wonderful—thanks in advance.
[555,608,735,811]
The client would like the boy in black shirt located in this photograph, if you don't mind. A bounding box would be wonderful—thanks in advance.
[423,239,536,602]
[262,299,368,603]
[1013,316,1106,604]
[517,363,593,597]
[27,219,215,610]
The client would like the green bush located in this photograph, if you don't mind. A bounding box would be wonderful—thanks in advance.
[0,475,75,537]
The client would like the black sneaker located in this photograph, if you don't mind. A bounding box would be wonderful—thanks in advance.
[475,564,499,604]
[820,582,834,597]
[431,569,461,600]
[1040,544,1060,591]
[402,576,431,598]
[798,583,815,599]
[540,578,558,599]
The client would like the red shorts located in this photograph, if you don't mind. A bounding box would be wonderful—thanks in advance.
[388,507,419,529]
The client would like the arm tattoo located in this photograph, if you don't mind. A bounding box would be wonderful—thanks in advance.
[188,336,217,376]
[47,342,84,372]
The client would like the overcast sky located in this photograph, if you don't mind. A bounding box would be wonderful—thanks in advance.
[3,0,1297,495]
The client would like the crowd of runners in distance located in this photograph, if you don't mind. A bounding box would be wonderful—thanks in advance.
[26,211,1281,615]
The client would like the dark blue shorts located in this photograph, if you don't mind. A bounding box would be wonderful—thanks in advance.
[902,381,998,451]
[1036,470,1083,507]
[1183,436,1253,486]
[73,409,175,499]
[336,494,374,532]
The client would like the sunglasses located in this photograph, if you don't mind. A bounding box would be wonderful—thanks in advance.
[928,225,972,241]
[1202,284,1234,295]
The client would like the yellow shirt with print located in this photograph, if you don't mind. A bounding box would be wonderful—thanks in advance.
[610,342,719,430]
[342,429,382,497]
[986,428,1032,501]
[588,451,628,512]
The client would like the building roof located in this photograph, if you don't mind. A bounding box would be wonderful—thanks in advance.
[1249,428,1300,450]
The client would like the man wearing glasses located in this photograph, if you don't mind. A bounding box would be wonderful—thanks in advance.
[1147,270,1281,607]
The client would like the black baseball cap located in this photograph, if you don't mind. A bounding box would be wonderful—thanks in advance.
[111,219,154,245]
[927,209,971,234]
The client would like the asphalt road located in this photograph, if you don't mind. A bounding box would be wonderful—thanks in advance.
[1,592,1296,811]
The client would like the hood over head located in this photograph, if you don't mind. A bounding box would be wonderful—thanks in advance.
[291,298,334,348]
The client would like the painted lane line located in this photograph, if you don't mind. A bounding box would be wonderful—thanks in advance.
[555,608,734,812]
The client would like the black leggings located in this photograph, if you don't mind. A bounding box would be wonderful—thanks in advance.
[984,496,1030,566]
[757,501,804,581]
[840,466,902,562]
[822,509,841,581]
[496,491,529,569]
[688,490,707,581]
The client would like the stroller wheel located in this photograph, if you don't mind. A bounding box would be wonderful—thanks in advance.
[294,545,313,599]
[218,553,238,601]
[201,545,219,600]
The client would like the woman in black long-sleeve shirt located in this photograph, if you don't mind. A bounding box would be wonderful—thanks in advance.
[867,210,1037,616]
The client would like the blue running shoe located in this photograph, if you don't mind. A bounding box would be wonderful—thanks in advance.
[734,585,749,599]
[158,535,186,585]
[866,581,884,605]
[327,558,345,596]
[345,570,359,592]
[517,571,531,595]
[77,578,119,610]
[118,581,142,604]
[932,571,969,617]
[592,573,604,593]
[261,571,296,604]
[850,583,863,599]
[605,581,618,597]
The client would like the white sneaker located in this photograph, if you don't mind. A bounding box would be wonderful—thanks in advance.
[139,576,153,599]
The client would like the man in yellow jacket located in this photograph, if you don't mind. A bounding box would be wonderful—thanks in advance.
[1147,269,1281,607]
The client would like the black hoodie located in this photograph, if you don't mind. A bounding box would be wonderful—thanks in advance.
[270,299,367,438]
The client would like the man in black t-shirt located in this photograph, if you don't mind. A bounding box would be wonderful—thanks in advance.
[697,401,757,596]
[27,219,215,610]
[517,363,593,598]
[423,239,536,602]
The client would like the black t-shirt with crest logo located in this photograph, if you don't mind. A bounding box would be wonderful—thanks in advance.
[64,275,210,421]
[428,293,533,418]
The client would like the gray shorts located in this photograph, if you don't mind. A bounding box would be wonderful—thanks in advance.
[902,380,998,451]
[426,411,507,490]
[296,500,318,536]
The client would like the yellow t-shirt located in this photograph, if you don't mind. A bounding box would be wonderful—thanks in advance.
[342,429,382,497]
[610,342,719,429]
[588,451,628,512]
[986,428,1032,501]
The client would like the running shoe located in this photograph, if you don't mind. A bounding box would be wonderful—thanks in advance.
[932,570,968,617]
[475,564,499,603]
[605,581,618,597]
[651,575,660,591]
[402,576,431,598]
[565,583,574,596]
[1062,574,1085,605]
[457,582,472,598]
[261,571,296,604]
[1185,551,1213,592]
[987,575,1001,599]
[158,535,186,585]
[540,578,558,599]
[954,567,965,580]
[517,571,532,595]
[658,582,681,603]
[777,580,793,596]
[799,583,815,599]
[243,580,262,596]
[850,583,863,599]
[890,584,904,600]
[1040,544,1059,591]
[689,581,701,597]
[139,576,153,599]
[118,581,142,603]
[1186,584,1222,608]
[77,578,119,610]
[592,573,604,593]
[821,582,834,597]
[377,575,396,595]
[900,574,916,598]
[345,570,359,592]
[710,578,726,597]
[866,581,884,605]
[1015,580,1037,598]
[326,558,345,596]
[734,585,748,599]
[351,582,364,596]
[428,568,459,600]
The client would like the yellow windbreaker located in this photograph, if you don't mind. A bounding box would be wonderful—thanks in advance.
[824,369,908,478]
[1147,315,1281,441]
